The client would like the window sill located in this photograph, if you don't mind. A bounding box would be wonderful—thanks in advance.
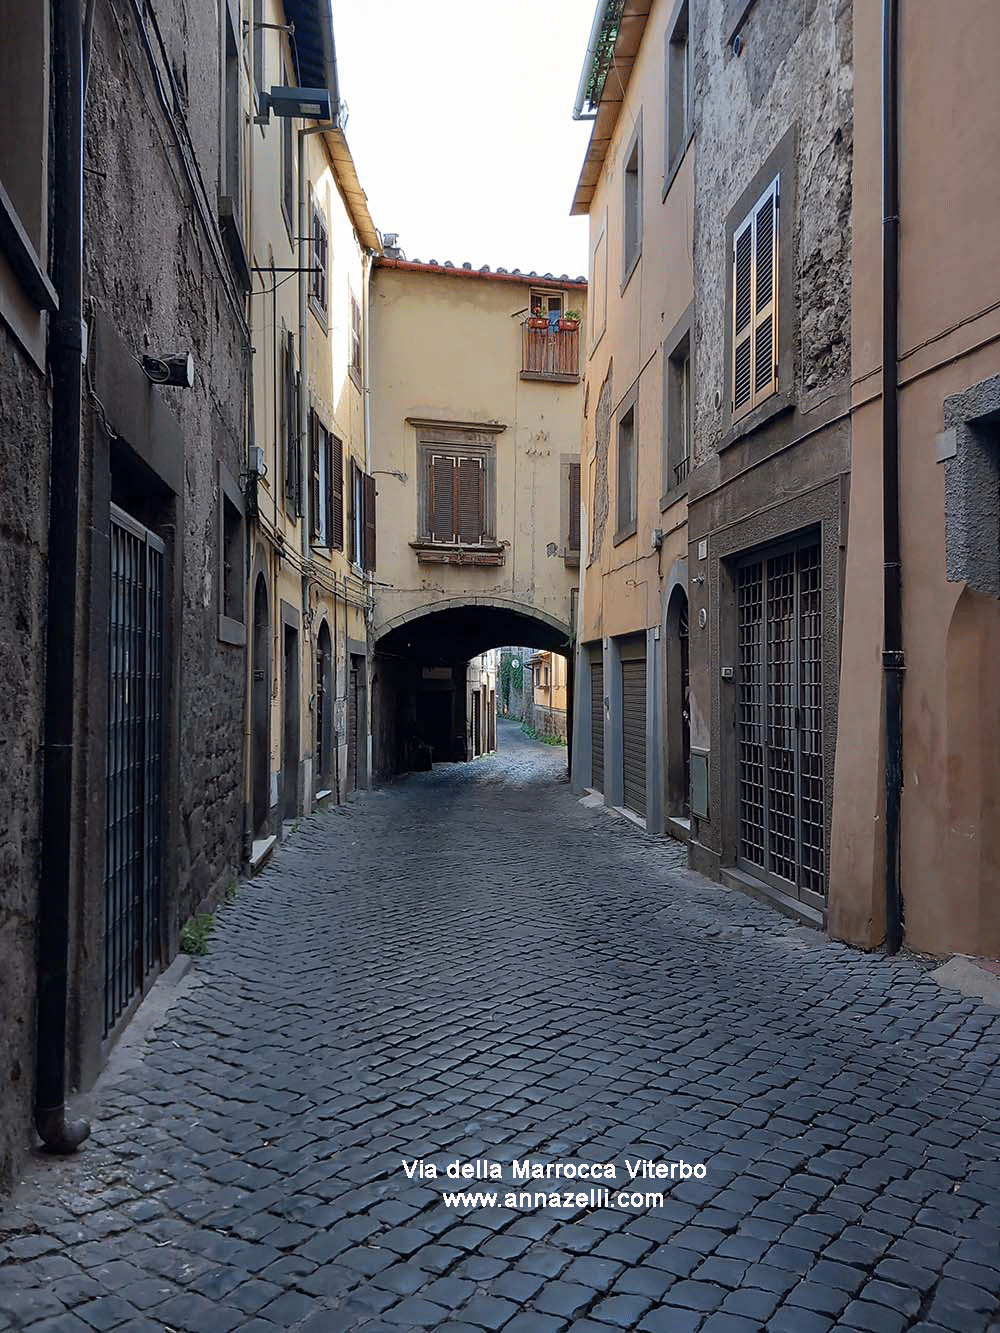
[620,248,641,297]
[218,614,247,646]
[660,481,689,513]
[721,392,794,452]
[520,370,580,384]
[662,131,695,203]
[612,520,637,548]
[411,541,505,567]
[0,181,57,312]
[309,298,328,332]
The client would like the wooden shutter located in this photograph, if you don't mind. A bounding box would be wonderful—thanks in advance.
[363,472,376,570]
[283,333,299,514]
[732,176,779,418]
[457,456,484,544]
[430,453,455,542]
[732,218,753,415]
[568,461,581,551]
[309,410,320,540]
[753,180,778,402]
[331,435,344,550]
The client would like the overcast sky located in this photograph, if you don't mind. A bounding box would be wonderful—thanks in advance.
[330,0,595,278]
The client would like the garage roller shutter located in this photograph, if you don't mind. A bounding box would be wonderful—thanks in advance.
[622,655,647,817]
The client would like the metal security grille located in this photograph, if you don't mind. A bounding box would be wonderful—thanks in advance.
[621,654,647,817]
[105,508,164,1034]
[737,539,824,905]
[590,655,604,791]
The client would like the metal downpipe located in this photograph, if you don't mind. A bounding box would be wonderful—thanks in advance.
[881,0,904,955]
[36,0,91,1153]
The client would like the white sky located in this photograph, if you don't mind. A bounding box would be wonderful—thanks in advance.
[330,0,596,278]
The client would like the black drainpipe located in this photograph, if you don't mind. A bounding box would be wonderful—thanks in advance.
[35,0,90,1152]
[881,0,904,955]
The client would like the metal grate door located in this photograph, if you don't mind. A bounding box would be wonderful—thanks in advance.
[590,652,604,791]
[105,507,164,1034]
[737,539,825,905]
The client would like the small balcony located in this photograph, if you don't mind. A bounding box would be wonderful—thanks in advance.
[520,319,580,383]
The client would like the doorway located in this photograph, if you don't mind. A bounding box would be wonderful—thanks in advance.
[251,574,270,837]
[665,586,690,820]
[104,506,164,1034]
[281,617,299,821]
[315,620,333,794]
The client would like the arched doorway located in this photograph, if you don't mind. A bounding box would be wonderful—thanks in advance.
[315,620,333,794]
[251,574,270,837]
[665,585,690,821]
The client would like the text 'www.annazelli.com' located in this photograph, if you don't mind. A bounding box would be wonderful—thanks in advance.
[441,1186,700,1211]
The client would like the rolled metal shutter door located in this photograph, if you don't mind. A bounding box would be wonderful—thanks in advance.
[590,650,604,792]
[621,647,647,817]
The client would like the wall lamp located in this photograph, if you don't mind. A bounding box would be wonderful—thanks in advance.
[142,351,194,387]
[256,86,333,126]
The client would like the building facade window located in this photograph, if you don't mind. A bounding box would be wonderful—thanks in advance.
[663,306,693,505]
[310,411,343,549]
[218,461,246,645]
[282,330,301,516]
[615,391,638,543]
[349,458,376,569]
[622,119,642,287]
[590,217,608,350]
[732,176,779,420]
[310,203,328,319]
[561,455,581,564]
[350,294,362,382]
[665,0,691,185]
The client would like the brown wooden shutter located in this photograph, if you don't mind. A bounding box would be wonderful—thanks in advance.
[331,435,344,549]
[457,457,484,544]
[283,333,299,513]
[431,454,455,542]
[309,410,320,540]
[732,218,753,415]
[363,472,376,570]
[568,461,581,551]
[753,180,778,402]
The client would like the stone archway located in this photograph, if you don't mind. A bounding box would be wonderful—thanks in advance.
[665,581,690,821]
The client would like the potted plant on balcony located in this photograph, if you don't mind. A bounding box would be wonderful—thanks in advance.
[527,309,549,331]
[559,310,582,331]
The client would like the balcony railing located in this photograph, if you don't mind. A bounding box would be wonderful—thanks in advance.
[673,454,691,486]
[520,321,580,382]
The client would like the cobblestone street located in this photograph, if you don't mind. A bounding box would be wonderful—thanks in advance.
[4,722,1000,1332]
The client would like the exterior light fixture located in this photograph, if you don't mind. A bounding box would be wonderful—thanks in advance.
[257,86,333,124]
[142,351,194,387]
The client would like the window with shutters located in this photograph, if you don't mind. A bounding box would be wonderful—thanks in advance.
[561,455,581,565]
[664,1,691,192]
[732,176,779,422]
[280,66,294,240]
[411,421,504,563]
[282,330,301,517]
[348,459,376,571]
[309,412,343,550]
[662,307,693,506]
[309,204,328,321]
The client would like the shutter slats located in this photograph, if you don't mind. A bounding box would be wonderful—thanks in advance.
[457,457,484,545]
[733,177,779,418]
[363,472,376,570]
[568,461,581,552]
[309,410,320,540]
[431,455,454,542]
[331,435,344,550]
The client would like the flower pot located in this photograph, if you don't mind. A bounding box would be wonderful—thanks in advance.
[527,317,549,330]
[558,319,580,332]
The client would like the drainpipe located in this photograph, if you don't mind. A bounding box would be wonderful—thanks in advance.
[881,0,904,954]
[36,0,90,1153]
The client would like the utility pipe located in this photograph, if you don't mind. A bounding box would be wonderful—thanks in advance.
[881,0,904,954]
[36,0,90,1154]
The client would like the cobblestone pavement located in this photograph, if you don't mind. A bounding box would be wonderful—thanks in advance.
[4,720,1000,1333]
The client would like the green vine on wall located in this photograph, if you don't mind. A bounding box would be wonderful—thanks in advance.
[499,654,523,713]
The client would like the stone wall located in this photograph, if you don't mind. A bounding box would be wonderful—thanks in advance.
[0,327,50,1193]
[531,704,568,742]
[691,0,853,460]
